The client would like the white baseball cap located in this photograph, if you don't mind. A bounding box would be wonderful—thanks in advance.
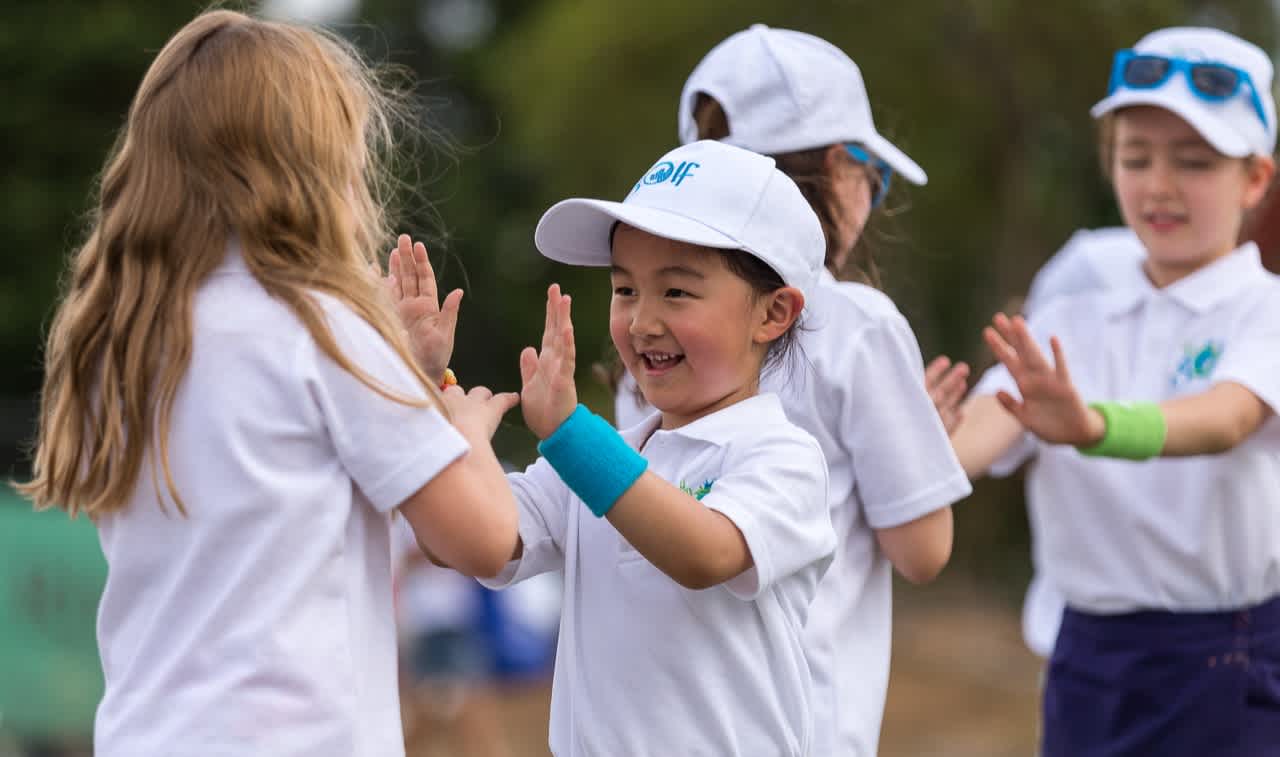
[676,24,927,185]
[534,140,825,299]
[1090,27,1276,158]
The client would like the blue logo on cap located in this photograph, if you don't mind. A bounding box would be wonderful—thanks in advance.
[631,160,700,195]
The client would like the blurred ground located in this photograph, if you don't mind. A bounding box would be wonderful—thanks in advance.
[405,582,1043,757]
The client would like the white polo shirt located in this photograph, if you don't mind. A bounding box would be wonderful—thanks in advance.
[484,393,835,757]
[977,243,1280,614]
[977,227,1147,656]
[615,270,971,756]
[94,244,468,757]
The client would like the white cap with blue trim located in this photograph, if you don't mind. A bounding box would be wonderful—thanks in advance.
[676,24,928,185]
[1091,27,1276,158]
[534,140,826,299]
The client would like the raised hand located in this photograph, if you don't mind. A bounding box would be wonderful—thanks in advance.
[984,313,1103,446]
[440,384,521,443]
[386,233,462,383]
[519,285,578,440]
[924,355,970,434]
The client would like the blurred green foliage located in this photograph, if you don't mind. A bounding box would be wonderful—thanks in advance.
[2,0,1275,580]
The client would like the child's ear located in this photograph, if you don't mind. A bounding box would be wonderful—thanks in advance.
[753,287,805,345]
[1243,155,1277,210]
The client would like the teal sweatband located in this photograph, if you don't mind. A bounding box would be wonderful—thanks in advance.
[1077,401,1167,460]
[537,404,648,517]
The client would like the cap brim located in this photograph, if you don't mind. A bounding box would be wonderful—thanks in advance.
[534,199,744,267]
[1090,89,1251,157]
[863,132,928,185]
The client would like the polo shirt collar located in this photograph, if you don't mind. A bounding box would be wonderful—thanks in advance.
[619,393,789,449]
[214,234,252,276]
[1104,242,1265,318]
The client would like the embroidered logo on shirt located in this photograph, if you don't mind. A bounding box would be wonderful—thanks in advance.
[1171,340,1224,388]
[679,479,715,500]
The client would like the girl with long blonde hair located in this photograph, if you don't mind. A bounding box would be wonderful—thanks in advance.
[20,9,519,756]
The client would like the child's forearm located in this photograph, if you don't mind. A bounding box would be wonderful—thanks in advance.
[874,507,953,584]
[399,435,519,578]
[1157,382,1272,456]
[605,472,753,590]
[949,395,1026,479]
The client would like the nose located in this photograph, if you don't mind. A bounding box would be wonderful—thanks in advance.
[1146,154,1177,198]
[628,296,664,338]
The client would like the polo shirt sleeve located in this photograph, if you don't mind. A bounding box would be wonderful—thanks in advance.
[701,432,835,601]
[1023,230,1102,317]
[1211,283,1280,414]
[833,315,972,528]
[301,298,469,514]
[480,458,572,589]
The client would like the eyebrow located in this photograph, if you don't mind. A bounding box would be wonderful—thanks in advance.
[1118,138,1214,150]
[610,264,707,279]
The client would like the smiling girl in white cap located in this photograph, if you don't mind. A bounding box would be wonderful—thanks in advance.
[951,26,1280,756]
[452,139,836,755]
[610,24,973,757]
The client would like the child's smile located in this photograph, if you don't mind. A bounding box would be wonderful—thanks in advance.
[640,349,685,375]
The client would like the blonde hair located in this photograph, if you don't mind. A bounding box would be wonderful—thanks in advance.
[19,9,443,517]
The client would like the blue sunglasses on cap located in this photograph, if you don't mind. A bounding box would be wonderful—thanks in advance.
[1107,48,1269,130]
[845,144,892,209]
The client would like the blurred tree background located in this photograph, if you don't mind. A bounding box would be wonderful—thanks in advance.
[1,0,1277,749]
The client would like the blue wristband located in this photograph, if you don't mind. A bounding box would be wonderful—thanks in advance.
[537,404,648,518]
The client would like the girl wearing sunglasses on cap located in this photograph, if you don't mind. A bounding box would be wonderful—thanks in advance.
[950,26,1280,756]
[609,25,972,757]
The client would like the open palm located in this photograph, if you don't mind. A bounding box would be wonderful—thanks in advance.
[984,313,1099,446]
[520,285,578,440]
[386,234,462,383]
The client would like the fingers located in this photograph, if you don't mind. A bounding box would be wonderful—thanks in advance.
[440,288,463,332]
[932,362,969,409]
[519,346,538,387]
[1009,315,1049,372]
[924,356,952,389]
[491,391,521,415]
[997,313,1050,373]
[559,293,576,379]
[540,285,558,355]
[466,385,493,401]
[995,390,1026,424]
[983,324,1020,374]
[388,247,404,301]
[397,234,419,299]
[1050,336,1074,385]
[412,241,438,306]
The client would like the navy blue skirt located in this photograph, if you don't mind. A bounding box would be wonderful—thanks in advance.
[1042,595,1280,756]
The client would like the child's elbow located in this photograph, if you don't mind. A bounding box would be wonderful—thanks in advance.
[453,522,519,579]
[455,542,514,579]
[672,550,746,591]
[1221,412,1261,451]
[879,508,954,585]
[895,545,951,585]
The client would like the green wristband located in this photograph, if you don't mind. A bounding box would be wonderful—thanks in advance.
[1077,401,1167,460]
